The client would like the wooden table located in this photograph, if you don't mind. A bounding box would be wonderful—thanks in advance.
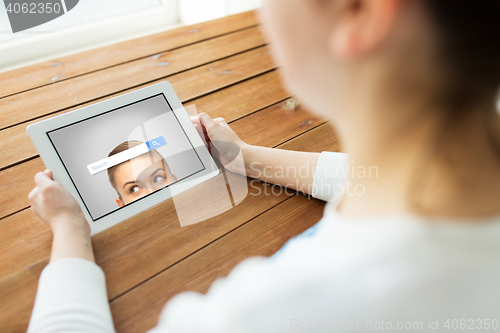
[0,11,340,332]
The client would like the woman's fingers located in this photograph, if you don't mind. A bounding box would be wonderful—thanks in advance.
[44,169,54,179]
[199,112,217,130]
[199,113,229,130]
[214,117,228,126]
[190,115,201,126]
[191,115,212,150]
[34,171,53,188]
[28,186,39,202]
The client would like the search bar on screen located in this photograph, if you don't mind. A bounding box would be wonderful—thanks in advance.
[87,136,167,175]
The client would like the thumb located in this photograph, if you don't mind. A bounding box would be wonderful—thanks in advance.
[44,169,54,179]
[34,171,54,188]
[199,113,217,130]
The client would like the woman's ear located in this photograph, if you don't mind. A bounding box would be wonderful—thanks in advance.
[116,197,125,207]
[328,0,401,58]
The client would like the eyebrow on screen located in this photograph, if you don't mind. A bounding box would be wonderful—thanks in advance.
[122,168,165,189]
[151,168,164,177]
[122,180,137,189]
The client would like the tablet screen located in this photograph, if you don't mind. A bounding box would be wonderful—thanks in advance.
[47,93,205,221]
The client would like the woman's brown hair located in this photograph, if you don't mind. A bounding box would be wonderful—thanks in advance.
[423,0,500,106]
[106,140,166,194]
[409,1,500,213]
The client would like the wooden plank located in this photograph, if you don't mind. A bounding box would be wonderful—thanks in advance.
[0,260,47,333]
[0,158,44,220]
[110,194,325,333]
[230,98,324,147]
[0,11,258,99]
[186,69,288,121]
[170,47,273,102]
[0,30,269,131]
[0,69,287,171]
[277,122,342,153]
[0,208,51,279]
[0,72,291,219]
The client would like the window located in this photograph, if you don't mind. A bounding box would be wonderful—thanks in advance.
[0,0,261,72]
[0,0,177,71]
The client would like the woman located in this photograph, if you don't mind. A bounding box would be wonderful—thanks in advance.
[28,0,500,332]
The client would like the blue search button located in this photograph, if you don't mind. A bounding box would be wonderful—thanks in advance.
[146,136,167,150]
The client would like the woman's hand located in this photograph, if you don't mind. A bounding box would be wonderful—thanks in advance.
[191,113,249,174]
[29,170,94,262]
[29,170,89,234]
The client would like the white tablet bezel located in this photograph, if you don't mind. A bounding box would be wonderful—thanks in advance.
[27,81,219,235]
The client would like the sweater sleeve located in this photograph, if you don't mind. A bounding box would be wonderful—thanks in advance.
[311,152,348,201]
[27,258,115,333]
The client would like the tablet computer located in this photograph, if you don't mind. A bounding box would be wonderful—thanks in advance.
[27,81,220,235]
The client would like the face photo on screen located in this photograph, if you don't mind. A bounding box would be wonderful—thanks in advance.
[106,140,178,207]
[46,94,205,221]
